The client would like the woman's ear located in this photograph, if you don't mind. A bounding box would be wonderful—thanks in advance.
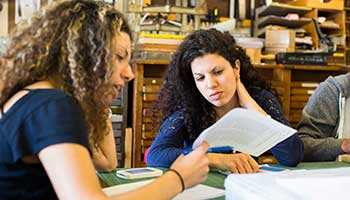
[234,59,241,77]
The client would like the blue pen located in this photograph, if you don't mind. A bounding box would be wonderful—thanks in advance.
[182,146,233,155]
[259,164,287,172]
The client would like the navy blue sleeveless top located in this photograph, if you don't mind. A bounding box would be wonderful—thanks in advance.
[0,89,89,200]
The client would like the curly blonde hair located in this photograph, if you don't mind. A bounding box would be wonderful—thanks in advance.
[0,0,131,148]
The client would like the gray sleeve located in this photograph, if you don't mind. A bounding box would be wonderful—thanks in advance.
[297,79,344,161]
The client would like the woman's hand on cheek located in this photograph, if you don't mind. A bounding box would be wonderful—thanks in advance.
[236,77,267,115]
[236,77,253,109]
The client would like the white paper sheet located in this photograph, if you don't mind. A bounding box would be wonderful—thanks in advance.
[225,167,350,200]
[192,108,296,157]
[103,180,225,200]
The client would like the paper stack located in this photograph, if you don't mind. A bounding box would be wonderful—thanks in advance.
[225,167,350,200]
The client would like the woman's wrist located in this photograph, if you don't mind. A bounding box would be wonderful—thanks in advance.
[207,153,227,170]
[167,168,185,192]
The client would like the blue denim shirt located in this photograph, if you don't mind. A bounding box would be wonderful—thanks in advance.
[147,88,304,167]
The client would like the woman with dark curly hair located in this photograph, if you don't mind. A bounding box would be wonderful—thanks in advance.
[147,29,304,172]
[0,1,209,199]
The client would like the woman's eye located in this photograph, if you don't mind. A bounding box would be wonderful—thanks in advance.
[115,54,125,61]
[196,76,204,81]
[214,70,223,75]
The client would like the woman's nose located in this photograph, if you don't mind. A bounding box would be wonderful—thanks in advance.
[122,64,135,81]
[206,76,217,88]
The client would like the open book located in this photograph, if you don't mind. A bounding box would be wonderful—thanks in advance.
[192,108,296,157]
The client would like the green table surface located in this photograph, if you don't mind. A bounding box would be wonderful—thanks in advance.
[97,162,350,200]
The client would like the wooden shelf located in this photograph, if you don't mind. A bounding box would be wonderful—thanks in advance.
[257,16,311,29]
[320,25,341,30]
[257,2,312,17]
[284,65,347,71]
[255,2,346,64]
[128,4,207,15]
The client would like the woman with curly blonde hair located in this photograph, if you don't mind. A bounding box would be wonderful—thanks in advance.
[0,1,209,199]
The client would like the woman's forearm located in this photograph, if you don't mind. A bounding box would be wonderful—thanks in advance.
[112,171,182,200]
[92,120,117,172]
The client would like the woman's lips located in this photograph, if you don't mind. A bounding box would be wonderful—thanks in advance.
[209,91,222,101]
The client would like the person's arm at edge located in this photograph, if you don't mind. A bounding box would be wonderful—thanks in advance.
[297,80,345,161]
[118,142,209,200]
[39,142,209,200]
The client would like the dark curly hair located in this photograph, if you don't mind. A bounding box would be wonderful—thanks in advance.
[155,29,270,140]
[0,0,131,148]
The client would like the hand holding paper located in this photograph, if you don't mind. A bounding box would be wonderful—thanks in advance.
[192,108,296,157]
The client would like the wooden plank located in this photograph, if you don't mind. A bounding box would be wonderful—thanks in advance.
[143,108,153,117]
[142,85,161,93]
[270,80,285,86]
[290,108,303,115]
[142,123,160,131]
[272,87,285,95]
[291,88,315,95]
[141,139,153,147]
[290,102,307,109]
[289,114,302,122]
[143,108,160,117]
[8,0,15,33]
[0,0,9,37]
[273,67,291,120]
[136,59,169,65]
[144,78,163,85]
[142,131,158,140]
[291,81,319,88]
[143,93,159,101]
[132,64,144,167]
[143,117,160,123]
[143,102,155,108]
[291,95,311,102]
[124,128,132,168]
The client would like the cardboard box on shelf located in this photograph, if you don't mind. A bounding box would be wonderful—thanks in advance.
[236,37,264,64]
[245,48,262,63]
[265,29,296,49]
